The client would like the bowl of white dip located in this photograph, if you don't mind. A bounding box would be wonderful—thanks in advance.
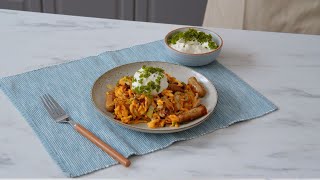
[164,27,223,66]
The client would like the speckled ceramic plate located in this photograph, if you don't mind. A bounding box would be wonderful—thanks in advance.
[91,61,218,133]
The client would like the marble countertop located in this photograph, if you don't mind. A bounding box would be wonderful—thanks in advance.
[1,9,320,178]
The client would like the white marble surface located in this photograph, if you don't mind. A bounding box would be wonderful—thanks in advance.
[0,9,320,178]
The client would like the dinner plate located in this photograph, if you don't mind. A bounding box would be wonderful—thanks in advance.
[91,61,218,133]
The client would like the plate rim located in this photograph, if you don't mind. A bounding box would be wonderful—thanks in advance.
[91,61,218,133]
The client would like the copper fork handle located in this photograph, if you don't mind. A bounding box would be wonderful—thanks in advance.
[74,123,131,167]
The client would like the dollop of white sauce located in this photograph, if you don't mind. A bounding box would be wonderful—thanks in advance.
[132,68,168,96]
[169,39,211,54]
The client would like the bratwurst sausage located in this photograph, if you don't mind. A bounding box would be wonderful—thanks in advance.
[188,77,206,97]
[177,104,207,123]
[105,90,115,112]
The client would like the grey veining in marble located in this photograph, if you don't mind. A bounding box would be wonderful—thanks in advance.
[1,9,320,178]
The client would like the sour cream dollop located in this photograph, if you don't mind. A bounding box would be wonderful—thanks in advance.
[132,66,168,96]
[170,39,211,54]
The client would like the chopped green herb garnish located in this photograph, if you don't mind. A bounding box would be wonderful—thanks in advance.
[132,66,166,95]
[167,31,184,45]
[141,66,164,74]
[208,41,218,49]
[167,28,218,50]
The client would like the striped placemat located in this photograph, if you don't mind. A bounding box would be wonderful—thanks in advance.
[0,40,277,177]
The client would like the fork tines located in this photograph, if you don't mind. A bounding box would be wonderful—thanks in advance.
[41,94,68,122]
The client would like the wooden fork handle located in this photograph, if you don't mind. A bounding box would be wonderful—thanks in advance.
[74,123,131,167]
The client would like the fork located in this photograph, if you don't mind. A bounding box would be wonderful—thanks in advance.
[41,94,131,167]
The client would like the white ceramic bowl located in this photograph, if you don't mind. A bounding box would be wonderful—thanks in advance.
[164,27,223,66]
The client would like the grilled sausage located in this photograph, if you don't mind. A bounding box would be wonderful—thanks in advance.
[106,90,115,112]
[177,104,207,123]
[167,84,184,92]
[188,77,206,97]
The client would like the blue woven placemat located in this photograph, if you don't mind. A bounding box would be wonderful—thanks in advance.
[0,40,277,177]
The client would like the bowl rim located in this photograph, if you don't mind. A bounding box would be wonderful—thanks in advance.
[164,27,224,56]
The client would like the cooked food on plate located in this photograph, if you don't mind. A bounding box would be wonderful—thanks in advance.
[105,65,208,128]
